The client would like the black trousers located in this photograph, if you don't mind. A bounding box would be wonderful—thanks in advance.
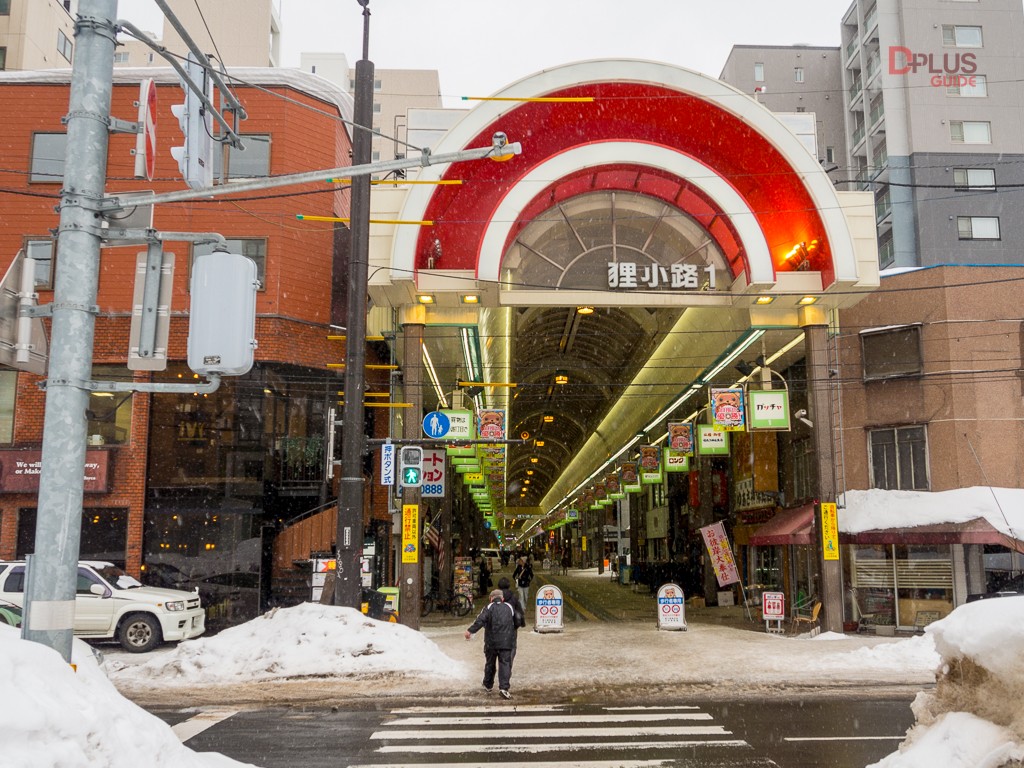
[482,646,513,691]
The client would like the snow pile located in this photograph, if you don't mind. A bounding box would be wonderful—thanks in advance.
[109,603,467,685]
[841,487,1024,539]
[870,597,1024,767]
[0,624,253,768]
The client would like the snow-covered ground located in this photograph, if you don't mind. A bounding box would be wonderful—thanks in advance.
[3,595,1023,767]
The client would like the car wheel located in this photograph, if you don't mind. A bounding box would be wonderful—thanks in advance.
[118,613,162,653]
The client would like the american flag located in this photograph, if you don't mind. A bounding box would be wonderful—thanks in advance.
[426,521,445,575]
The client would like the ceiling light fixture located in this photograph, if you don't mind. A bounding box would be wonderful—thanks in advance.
[416,294,435,304]
[798,296,818,305]
[755,296,775,305]
[554,371,569,385]
[460,294,480,304]
[576,306,594,315]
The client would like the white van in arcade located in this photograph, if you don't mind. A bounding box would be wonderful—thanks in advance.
[0,560,205,652]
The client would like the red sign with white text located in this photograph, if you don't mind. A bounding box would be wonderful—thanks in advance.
[0,449,112,493]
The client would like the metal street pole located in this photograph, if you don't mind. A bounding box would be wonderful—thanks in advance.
[334,0,375,608]
[22,0,117,661]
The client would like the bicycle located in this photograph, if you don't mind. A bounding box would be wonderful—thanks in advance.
[422,589,473,617]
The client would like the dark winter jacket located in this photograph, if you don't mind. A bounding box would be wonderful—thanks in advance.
[501,587,526,629]
[466,597,516,650]
[513,561,534,589]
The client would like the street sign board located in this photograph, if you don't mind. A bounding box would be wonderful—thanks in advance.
[420,448,446,497]
[656,583,687,631]
[535,584,564,633]
[0,250,48,375]
[441,409,474,439]
[380,443,395,486]
[422,410,450,439]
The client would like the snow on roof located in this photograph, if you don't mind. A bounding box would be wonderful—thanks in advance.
[839,486,1024,541]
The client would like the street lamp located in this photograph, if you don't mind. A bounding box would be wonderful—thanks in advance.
[335,0,375,608]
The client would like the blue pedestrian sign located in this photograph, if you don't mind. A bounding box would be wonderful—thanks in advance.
[422,411,451,439]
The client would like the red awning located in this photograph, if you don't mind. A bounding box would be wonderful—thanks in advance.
[748,504,814,546]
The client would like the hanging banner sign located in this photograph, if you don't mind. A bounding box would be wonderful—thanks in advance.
[639,445,662,484]
[606,471,625,500]
[664,448,690,473]
[535,584,564,633]
[711,388,747,432]
[697,424,730,456]
[477,409,506,441]
[748,390,791,430]
[700,521,741,587]
[401,504,419,564]
[668,422,695,455]
[820,502,840,561]
[621,460,641,493]
[566,508,579,520]
[656,583,687,631]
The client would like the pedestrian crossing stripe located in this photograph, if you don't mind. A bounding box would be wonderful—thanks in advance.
[387,712,714,726]
[372,724,733,740]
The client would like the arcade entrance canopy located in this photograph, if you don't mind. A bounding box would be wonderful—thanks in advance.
[365,60,879,539]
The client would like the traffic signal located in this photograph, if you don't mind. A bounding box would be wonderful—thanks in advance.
[170,53,213,190]
[399,446,423,487]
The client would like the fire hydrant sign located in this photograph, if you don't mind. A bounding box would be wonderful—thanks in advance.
[762,591,785,634]
[656,583,687,631]
[535,584,564,633]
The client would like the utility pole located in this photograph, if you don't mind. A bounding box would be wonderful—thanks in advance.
[334,0,375,609]
[22,0,117,662]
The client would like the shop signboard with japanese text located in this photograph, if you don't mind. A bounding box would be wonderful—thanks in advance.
[420,448,446,498]
[639,445,662,484]
[710,388,746,432]
[668,421,694,455]
[697,425,730,456]
[748,389,791,430]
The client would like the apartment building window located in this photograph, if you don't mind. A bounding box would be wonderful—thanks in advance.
[88,367,134,446]
[0,0,9,14]
[947,75,987,97]
[957,216,1000,240]
[372,102,381,113]
[193,239,266,287]
[826,146,835,164]
[0,47,6,71]
[754,62,764,82]
[0,370,16,444]
[953,167,995,190]
[30,133,67,183]
[794,67,805,83]
[57,30,74,63]
[113,51,130,64]
[942,25,983,47]
[212,134,271,179]
[861,324,922,380]
[949,120,991,144]
[374,79,382,91]
[24,239,56,289]
[869,426,929,491]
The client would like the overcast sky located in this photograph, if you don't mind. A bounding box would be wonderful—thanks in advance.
[116,0,854,105]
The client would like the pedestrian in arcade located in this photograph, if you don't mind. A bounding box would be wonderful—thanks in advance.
[513,556,534,608]
[464,589,517,699]
[497,575,526,654]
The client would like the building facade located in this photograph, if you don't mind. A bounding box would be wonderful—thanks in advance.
[0,68,398,626]
[0,0,77,72]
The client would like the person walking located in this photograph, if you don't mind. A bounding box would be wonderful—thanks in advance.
[497,576,526,653]
[513,556,534,609]
[560,551,570,575]
[464,589,516,699]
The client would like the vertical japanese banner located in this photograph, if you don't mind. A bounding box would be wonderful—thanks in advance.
[402,504,419,564]
[699,521,741,587]
[820,502,840,561]
[380,443,395,486]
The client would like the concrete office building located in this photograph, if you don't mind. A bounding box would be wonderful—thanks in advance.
[0,0,77,72]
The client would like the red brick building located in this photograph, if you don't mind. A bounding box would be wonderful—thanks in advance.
[0,68,393,618]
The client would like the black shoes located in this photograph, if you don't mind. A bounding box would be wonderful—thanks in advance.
[499,689,512,700]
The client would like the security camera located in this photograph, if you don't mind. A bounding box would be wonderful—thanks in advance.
[794,409,814,428]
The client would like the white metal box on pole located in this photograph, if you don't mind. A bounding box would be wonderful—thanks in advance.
[187,252,258,376]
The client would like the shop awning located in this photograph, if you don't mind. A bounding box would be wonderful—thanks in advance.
[846,517,1023,549]
[748,504,814,546]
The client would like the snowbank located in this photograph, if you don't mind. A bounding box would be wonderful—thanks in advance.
[108,603,467,685]
[0,624,254,768]
[870,597,1024,767]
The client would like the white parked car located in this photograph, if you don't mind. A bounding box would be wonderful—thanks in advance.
[0,560,205,653]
